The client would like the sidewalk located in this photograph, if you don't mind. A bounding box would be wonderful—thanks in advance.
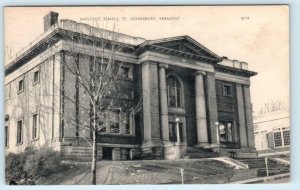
[228,173,290,184]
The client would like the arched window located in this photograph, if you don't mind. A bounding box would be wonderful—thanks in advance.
[167,76,182,107]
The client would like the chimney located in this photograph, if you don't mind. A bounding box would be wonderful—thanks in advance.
[43,11,59,32]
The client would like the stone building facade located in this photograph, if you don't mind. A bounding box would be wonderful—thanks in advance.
[4,12,257,160]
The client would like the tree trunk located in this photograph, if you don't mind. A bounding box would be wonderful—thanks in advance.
[91,104,97,185]
[91,129,97,185]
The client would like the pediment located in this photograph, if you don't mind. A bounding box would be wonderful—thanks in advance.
[147,36,221,61]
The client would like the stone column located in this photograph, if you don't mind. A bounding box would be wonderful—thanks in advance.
[142,63,152,142]
[195,71,209,147]
[206,73,219,145]
[244,85,256,149]
[236,84,248,147]
[141,62,163,158]
[158,64,170,145]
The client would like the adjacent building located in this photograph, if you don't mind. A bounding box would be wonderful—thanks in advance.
[253,109,290,155]
[4,12,258,160]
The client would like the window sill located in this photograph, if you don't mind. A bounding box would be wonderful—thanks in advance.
[33,81,39,86]
[31,137,39,142]
[16,142,23,146]
[17,90,24,95]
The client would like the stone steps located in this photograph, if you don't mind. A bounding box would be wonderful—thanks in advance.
[236,158,290,177]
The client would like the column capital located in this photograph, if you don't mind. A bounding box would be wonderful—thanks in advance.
[193,70,206,76]
[140,61,158,66]
[159,63,169,69]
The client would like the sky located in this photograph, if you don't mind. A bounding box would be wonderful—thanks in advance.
[4,6,289,113]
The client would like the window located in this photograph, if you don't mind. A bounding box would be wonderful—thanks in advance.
[283,130,290,146]
[17,120,23,145]
[108,111,120,133]
[168,122,183,142]
[33,70,39,84]
[119,67,131,79]
[167,76,182,107]
[5,84,10,101]
[124,116,130,134]
[18,79,24,93]
[273,130,283,147]
[223,84,232,96]
[218,121,235,143]
[5,125,9,148]
[32,114,38,139]
[97,110,133,135]
[273,128,290,147]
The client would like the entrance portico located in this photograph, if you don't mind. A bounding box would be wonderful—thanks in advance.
[139,36,257,159]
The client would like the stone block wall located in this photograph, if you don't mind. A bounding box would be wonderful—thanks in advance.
[60,145,103,161]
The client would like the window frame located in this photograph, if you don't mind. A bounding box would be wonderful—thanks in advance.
[17,77,25,94]
[97,109,134,136]
[167,75,183,108]
[5,124,9,148]
[33,69,40,85]
[222,83,233,97]
[282,129,290,146]
[32,113,39,140]
[119,66,133,80]
[16,118,24,145]
[218,120,236,144]
[273,127,290,148]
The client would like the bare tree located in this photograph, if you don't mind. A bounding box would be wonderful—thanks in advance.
[257,100,285,115]
[36,23,142,184]
[5,21,141,184]
[62,24,142,185]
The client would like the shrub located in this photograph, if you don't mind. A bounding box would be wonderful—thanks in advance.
[6,147,70,184]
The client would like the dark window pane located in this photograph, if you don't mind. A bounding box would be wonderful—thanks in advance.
[17,120,22,144]
[19,80,24,92]
[32,114,38,139]
[120,67,130,79]
[283,130,290,146]
[223,84,232,96]
[5,126,8,147]
[34,71,39,83]
[125,117,130,134]
[169,122,176,142]
[274,132,282,147]
[169,87,176,107]
[169,122,183,142]
[176,88,181,107]
[167,76,181,107]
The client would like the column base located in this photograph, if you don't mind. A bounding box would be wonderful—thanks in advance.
[164,144,187,160]
[195,142,211,149]
[141,139,163,159]
[162,140,173,147]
